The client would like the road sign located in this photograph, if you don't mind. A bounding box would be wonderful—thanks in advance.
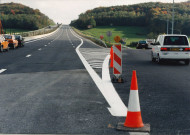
[114,36,121,43]
[100,35,104,40]
[107,31,112,37]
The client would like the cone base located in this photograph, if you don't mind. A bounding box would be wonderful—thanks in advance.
[117,122,150,132]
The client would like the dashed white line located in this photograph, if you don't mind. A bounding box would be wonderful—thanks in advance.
[38,48,42,51]
[26,54,32,58]
[44,45,47,47]
[0,69,7,74]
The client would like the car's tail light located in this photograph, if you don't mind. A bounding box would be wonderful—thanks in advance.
[184,48,190,51]
[8,39,13,43]
[161,47,168,51]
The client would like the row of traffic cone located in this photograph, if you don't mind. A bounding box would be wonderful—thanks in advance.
[109,47,150,131]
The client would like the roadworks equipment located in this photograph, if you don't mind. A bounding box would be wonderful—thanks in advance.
[110,46,113,68]
[117,70,150,132]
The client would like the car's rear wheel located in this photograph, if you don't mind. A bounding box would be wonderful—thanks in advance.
[151,52,156,62]
[185,60,190,65]
[6,47,9,52]
[0,45,3,52]
[13,44,15,49]
[157,56,162,64]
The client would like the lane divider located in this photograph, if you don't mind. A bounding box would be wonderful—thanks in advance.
[0,69,7,74]
[38,48,42,51]
[26,54,32,58]
[69,27,127,117]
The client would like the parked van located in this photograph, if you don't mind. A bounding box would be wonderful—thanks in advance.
[151,34,190,65]
[0,35,9,52]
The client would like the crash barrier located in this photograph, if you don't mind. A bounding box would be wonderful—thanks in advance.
[17,25,60,37]
[72,27,107,48]
[117,70,150,132]
[112,44,123,83]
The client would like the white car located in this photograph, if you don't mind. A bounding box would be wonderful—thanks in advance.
[151,34,190,65]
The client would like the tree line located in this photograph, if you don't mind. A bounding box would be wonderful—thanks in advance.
[70,2,190,35]
[0,3,55,30]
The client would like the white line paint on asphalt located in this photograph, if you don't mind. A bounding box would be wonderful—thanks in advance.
[102,55,127,116]
[24,27,60,44]
[69,27,127,117]
[0,69,7,74]
[26,54,32,58]
[38,48,42,51]
[44,45,47,47]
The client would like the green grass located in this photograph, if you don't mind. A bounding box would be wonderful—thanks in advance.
[3,28,30,34]
[80,26,148,45]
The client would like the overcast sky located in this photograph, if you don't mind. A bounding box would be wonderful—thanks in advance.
[1,0,187,24]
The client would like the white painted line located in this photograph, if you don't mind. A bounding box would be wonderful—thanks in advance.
[69,27,127,117]
[102,55,127,116]
[26,54,32,58]
[38,48,42,51]
[44,45,47,47]
[24,27,61,44]
[0,69,7,74]
[48,43,50,44]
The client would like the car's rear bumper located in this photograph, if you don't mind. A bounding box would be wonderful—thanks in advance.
[160,52,190,60]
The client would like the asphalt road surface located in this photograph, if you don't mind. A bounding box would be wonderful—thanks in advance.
[0,25,189,135]
[113,48,190,135]
[0,25,131,134]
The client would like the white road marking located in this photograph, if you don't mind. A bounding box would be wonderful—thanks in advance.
[0,69,7,74]
[48,43,50,44]
[38,48,42,51]
[24,27,60,44]
[44,45,47,47]
[69,27,127,117]
[102,55,127,116]
[26,54,32,58]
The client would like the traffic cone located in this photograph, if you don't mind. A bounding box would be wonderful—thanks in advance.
[110,46,113,68]
[116,70,150,132]
[124,70,144,128]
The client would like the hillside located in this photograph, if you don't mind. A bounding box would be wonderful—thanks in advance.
[0,2,55,30]
[70,2,190,35]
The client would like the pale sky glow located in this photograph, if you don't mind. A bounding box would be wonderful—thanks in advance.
[1,0,187,24]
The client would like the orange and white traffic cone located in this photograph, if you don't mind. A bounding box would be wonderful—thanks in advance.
[116,70,150,132]
[110,46,113,68]
[124,70,144,128]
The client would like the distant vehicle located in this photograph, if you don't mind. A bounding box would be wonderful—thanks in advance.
[0,35,9,52]
[136,40,148,49]
[15,35,24,47]
[151,34,190,65]
[4,35,18,49]
[146,39,155,48]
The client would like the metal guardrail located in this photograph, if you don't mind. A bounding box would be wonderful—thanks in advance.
[17,25,60,37]
[72,27,107,48]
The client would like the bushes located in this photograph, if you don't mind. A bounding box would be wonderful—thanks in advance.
[129,42,138,47]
